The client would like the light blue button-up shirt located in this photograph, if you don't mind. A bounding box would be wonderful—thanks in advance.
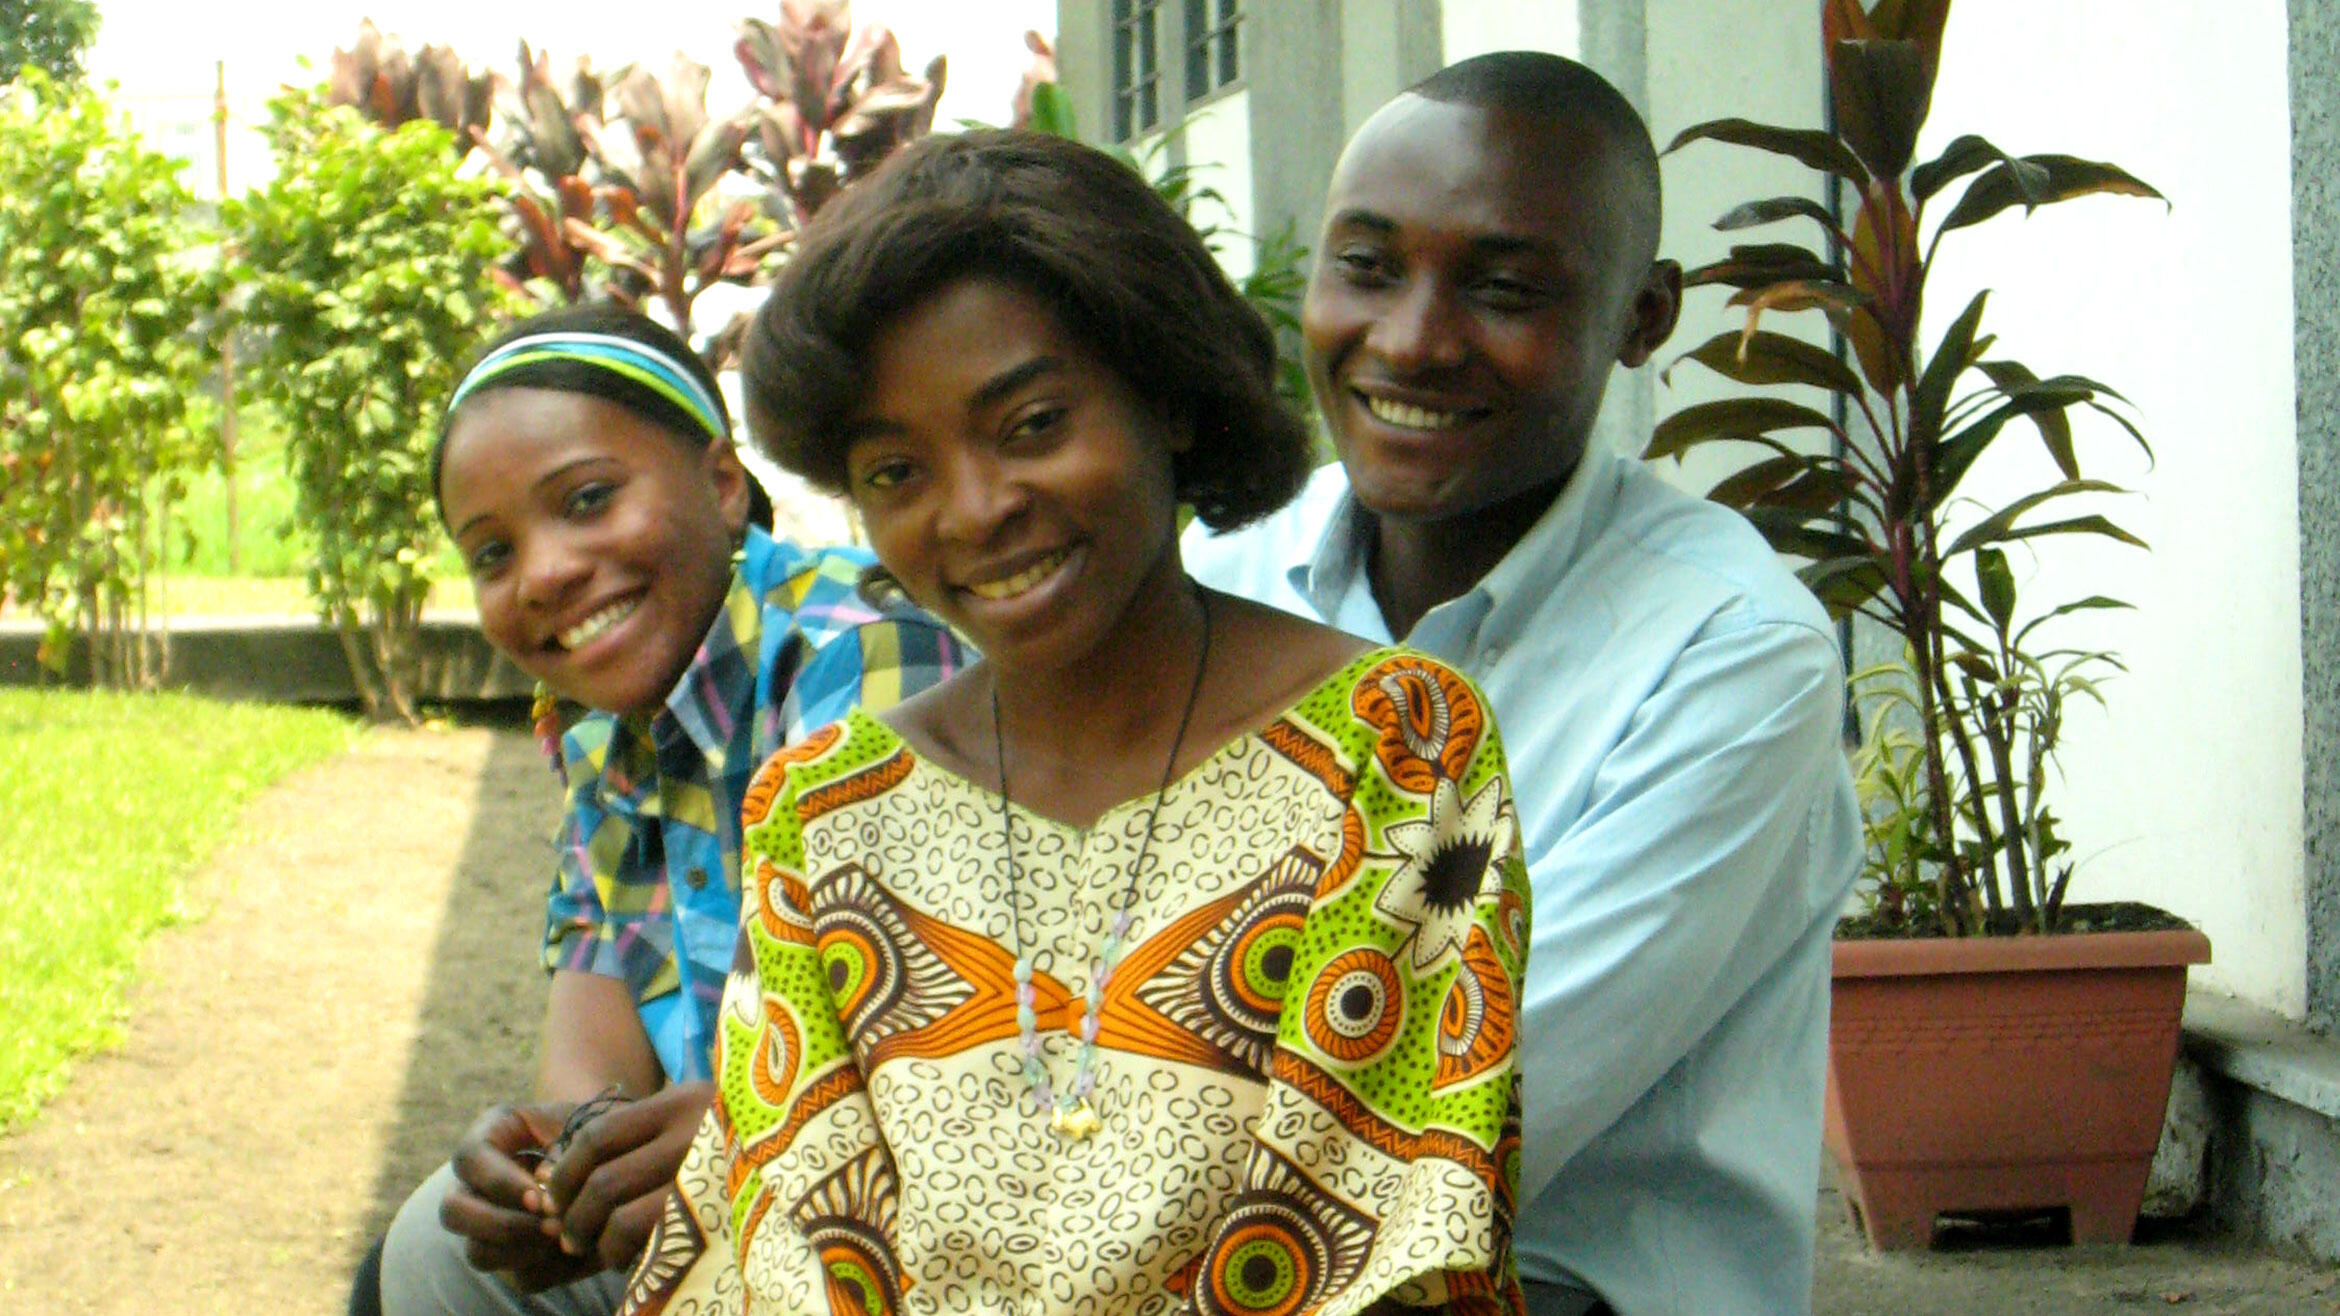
[1185,442,1861,1315]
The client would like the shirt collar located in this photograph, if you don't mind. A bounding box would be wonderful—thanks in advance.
[1291,441,1625,652]
[1475,440,1621,650]
[1291,488,1370,622]
[636,525,777,772]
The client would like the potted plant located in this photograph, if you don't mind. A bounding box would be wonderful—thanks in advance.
[1654,0,2207,1249]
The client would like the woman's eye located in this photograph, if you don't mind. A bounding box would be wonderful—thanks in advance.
[858,459,914,491]
[566,482,616,517]
[1005,404,1066,446]
[466,540,509,577]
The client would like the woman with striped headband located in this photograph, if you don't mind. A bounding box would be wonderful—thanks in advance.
[357,306,966,1316]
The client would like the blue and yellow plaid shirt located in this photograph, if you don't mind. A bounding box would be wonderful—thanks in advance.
[543,526,966,1082]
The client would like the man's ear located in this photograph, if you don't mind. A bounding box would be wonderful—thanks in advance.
[705,439,753,537]
[1617,259,1684,369]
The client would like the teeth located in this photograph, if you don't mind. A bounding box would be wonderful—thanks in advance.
[559,599,637,650]
[967,549,1069,601]
[1365,396,1467,431]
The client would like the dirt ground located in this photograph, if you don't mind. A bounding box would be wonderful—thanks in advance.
[0,726,551,1315]
[0,723,2334,1314]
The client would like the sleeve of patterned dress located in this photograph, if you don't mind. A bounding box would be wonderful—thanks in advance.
[616,726,895,1316]
[1195,652,1531,1316]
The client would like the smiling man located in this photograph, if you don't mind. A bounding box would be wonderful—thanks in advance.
[1185,52,1862,1316]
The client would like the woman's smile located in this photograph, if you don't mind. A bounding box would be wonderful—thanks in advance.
[961,545,1075,602]
[553,593,642,653]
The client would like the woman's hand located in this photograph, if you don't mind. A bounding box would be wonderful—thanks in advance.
[439,1101,599,1291]
[538,1080,716,1273]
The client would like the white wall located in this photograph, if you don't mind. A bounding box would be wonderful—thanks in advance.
[1920,0,2303,1013]
[1440,0,1578,72]
[1184,90,1258,281]
[1643,0,1828,491]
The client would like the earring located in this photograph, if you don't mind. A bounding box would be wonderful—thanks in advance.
[531,682,568,786]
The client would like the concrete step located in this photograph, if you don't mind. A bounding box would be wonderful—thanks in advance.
[0,614,531,705]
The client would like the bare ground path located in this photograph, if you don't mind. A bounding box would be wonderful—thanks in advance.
[0,726,553,1315]
[1,725,2336,1314]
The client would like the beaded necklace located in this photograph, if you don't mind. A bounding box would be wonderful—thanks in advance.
[995,590,1212,1139]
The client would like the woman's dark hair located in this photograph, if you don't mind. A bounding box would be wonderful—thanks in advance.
[742,128,1312,533]
[434,304,773,528]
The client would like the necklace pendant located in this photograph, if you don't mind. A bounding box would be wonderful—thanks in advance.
[1048,1097,1103,1140]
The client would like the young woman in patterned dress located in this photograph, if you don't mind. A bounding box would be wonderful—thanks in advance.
[607,130,1533,1316]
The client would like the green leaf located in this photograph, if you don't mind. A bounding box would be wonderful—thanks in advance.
[1664,118,1868,183]
[1975,547,2017,630]
[1684,243,1839,291]
[1911,133,2042,204]
[1965,514,2149,555]
[1945,479,2141,558]
[1830,39,1933,181]
[1798,554,1890,618]
[2013,595,2134,648]
[1714,195,1841,234]
[1973,360,2078,478]
[1870,0,1952,53]
[1027,81,1079,139]
[1931,417,2004,498]
[1705,454,1812,508]
[1936,154,2166,236]
[1936,375,2137,496]
[1664,329,1864,395]
[1760,467,1863,517]
[1646,397,1842,461]
[2082,398,2156,466]
[1949,649,1999,684]
[1741,505,1874,562]
[1909,289,1988,450]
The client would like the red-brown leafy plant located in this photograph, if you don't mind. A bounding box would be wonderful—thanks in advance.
[1655,0,2165,936]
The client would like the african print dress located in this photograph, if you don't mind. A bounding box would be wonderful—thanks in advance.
[618,648,1531,1316]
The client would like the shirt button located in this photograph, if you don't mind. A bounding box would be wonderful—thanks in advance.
[684,867,709,890]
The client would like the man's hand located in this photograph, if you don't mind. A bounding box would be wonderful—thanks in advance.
[539,1081,715,1273]
[440,1101,599,1292]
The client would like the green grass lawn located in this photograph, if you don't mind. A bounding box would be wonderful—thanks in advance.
[0,690,358,1132]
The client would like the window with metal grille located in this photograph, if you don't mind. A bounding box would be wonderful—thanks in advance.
[1113,0,1162,141]
[1185,0,1241,101]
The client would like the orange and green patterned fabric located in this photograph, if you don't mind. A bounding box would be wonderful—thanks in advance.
[619,648,1530,1316]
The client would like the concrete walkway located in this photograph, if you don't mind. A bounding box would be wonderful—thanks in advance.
[1813,1179,2340,1314]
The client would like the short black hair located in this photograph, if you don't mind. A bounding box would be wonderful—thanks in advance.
[743,128,1311,533]
[1409,51,1663,263]
[435,305,771,528]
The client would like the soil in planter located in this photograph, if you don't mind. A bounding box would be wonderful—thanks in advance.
[1838,900,2195,940]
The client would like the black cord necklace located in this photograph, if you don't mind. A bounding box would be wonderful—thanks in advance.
[995,588,1213,1138]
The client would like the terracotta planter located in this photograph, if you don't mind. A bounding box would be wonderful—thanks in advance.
[1824,927,2211,1249]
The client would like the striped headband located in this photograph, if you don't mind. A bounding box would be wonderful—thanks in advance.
[448,330,728,443]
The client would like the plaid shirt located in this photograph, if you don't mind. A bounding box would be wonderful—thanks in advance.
[542,526,966,1082]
